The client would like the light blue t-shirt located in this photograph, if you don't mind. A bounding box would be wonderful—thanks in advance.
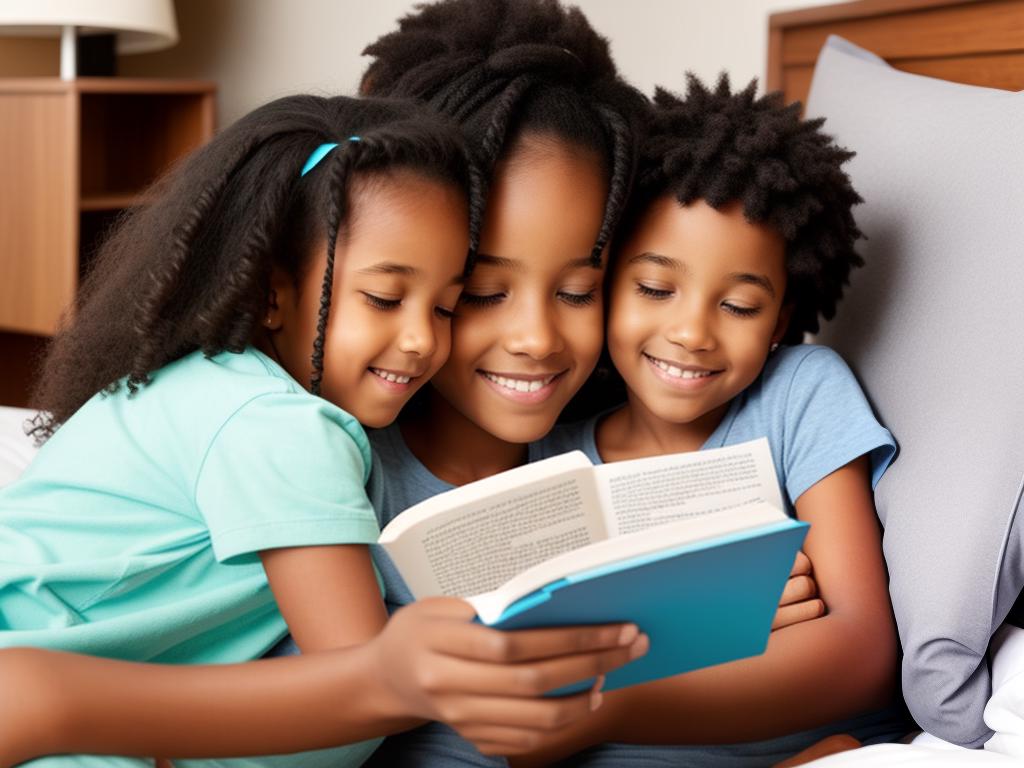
[1,347,383,768]
[361,344,908,768]
[541,344,898,512]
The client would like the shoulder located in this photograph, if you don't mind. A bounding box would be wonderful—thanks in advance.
[751,344,859,410]
[197,349,371,482]
[758,345,895,500]
[762,343,853,387]
[753,343,871,421]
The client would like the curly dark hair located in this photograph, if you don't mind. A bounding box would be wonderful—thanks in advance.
[623,74,864,343]
[28,95,484,442]
[360,0,647,263]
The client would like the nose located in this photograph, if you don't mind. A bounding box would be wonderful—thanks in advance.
[665,299,716,353]
[505,300,565,360]
[397,307,439,359]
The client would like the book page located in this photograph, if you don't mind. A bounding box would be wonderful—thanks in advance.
[379,454,609,598]
[594,438,784,537]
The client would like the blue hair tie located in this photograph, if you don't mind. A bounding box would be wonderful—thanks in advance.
[301,136,361,176]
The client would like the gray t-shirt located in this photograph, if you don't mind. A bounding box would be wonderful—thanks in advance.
[363,428,548,768]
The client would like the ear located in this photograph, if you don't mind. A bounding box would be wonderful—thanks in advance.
[263,266,296,332]
[771,303,794,346]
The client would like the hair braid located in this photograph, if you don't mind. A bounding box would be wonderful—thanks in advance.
[591,105,634,264]
[478,75,533,169]
[309,142,359,395]
[463,149,486,270]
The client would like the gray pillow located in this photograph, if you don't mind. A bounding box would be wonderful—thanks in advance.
[806,36,1024,748]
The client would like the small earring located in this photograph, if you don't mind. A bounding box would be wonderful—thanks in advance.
[263,314,275,328]
[770,342,780,353]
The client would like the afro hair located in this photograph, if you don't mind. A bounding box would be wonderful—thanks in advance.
[624,74,864,342]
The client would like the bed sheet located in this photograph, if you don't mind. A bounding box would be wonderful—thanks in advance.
[0,405,36,486]
[806,626,1024,766]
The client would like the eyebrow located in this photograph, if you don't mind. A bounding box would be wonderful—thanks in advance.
[726,271,776,298]
[358,261,464,285]
[627,251,683,270]
[627,252,776,297]
[476,253,600,271]
[358,261,419,277]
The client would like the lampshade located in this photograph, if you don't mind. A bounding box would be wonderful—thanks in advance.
[0,0,178,55]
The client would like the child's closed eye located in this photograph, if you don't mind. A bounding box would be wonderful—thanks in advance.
[458,291,505,308]
[635,283,673,300]
[362,292,402,311]
[558,289,597,307]
[721,302,762,318]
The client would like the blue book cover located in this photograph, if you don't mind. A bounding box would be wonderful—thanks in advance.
[487,517,808,692]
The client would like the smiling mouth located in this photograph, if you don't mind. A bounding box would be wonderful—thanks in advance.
[369,367,415,385]
[479,371,562,393]
[643,353,720,380]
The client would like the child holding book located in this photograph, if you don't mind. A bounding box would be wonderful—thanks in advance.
[0,94,646,767]
[516,75,910,766]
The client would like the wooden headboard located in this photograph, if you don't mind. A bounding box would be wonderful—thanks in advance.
[767,0,1024,107]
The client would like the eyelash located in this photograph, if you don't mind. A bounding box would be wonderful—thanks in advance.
[458,292,504,308]
[363,293,401,311]
[559,290,597,307]
[362,293,454,319]
[634,285,761,317]
[635,284,672,300]
[458,290,597,308]
[723,304,760,318]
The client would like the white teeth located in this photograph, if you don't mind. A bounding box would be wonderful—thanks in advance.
[370,368,411,384]
[648,356,712,379]
[482,372,556,393]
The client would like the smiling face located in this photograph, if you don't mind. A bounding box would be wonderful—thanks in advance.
[263,170,468,427]
[607,197,790,441]
[426,136,608,444]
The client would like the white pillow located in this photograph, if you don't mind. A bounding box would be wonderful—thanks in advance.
[0,406,39,487]
[807,36,1024,747]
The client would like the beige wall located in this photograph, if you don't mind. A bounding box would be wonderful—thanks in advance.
[122,0,837,127]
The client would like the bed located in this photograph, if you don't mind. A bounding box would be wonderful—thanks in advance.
[766,0,1024,764]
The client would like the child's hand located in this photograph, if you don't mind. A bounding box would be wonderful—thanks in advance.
[771,550,826,631]
[370,597,648,756]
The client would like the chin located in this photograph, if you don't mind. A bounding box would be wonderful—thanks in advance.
[357,408,401,430]
[482,414,557,446]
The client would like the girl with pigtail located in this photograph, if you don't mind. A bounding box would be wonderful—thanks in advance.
[0,93,646,767]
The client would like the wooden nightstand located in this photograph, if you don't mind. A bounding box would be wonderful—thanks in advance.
[0,77,215,406]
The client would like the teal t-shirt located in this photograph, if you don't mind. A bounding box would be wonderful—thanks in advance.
[0,346,381,664]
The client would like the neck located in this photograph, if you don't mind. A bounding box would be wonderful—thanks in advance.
[400,388,529,486]
[598,391,729,461]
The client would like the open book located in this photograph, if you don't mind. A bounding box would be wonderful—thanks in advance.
[378,438,808,691]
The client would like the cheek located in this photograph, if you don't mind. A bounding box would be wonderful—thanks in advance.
[607,294,649,353]
[562,305,605,370]
[430,322,454,374]
[446,313,497,368]
[726,318,778,376]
